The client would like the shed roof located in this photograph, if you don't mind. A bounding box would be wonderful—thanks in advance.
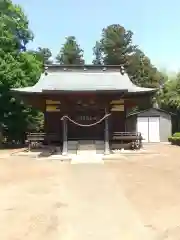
[11,65,157,94]
[127,107,176,117]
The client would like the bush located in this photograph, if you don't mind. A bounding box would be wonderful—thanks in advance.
[168,132,180,145]
[172,132,180,138]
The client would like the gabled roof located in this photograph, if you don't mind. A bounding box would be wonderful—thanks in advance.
[127,107,176,117]
[11,65,157,94]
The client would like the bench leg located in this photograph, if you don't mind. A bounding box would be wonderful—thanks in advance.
[28,142,31,152]
[140,140,142,149]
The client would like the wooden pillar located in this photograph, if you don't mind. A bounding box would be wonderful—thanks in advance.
[62,117,68,155]
[104,108,110,155]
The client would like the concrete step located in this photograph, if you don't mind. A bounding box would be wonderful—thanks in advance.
[78,145,96,151]
[95,141,104,154]
[77,140,96,153]
[77,151,97,156]
[68,141,78,146]
[48,155,71,161]
[68,150,77,154]
[95,140,104,145]
[68,141,78,154]
[76,140,105,155]
[71,154,104,164]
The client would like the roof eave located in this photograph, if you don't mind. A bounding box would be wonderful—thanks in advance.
[127,107,176,117]
[126,89,157,95]
[10,89,41,94]
[41,89,129,93]
[10,88,157,94]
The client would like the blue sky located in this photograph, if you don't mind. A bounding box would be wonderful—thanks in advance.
[13,0,180,72]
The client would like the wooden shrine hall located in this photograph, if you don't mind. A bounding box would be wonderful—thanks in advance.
[12,65,156,155]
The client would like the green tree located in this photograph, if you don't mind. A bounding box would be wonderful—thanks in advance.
[99,24,136,66]
[126,49,163,88]
[96,24,161,88]
[159,73,180,109]
[28,47,53,67]
[92,41,102,65]
[0,0,42,143]
[158,73,180,132]
[0,0,33,52]
[37,47,52,65]
[56,36,84,64]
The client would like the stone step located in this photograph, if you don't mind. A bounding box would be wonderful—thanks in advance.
[68,150,77,154]
[78,145,96,151]
[77,140,105,155]
[71,154,104,164]
[95,141,104,154]
[95,140,104,145]
[67,141,78,154]
[48,155,71,161]
[77,150,97,155]
[78,140,94,144]
[68,141,78,146]
[78,142,96,151]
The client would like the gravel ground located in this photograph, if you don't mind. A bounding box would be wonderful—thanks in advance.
[0,143,180,239]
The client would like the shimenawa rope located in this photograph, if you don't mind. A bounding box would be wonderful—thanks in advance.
[61,113,111,127]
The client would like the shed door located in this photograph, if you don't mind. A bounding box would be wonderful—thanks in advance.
[149,117,160,142]
[137,117,149,142]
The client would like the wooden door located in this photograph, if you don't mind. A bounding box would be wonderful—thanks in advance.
[137,117,149,142]
[68,108,105,140]
[148,117,160,142]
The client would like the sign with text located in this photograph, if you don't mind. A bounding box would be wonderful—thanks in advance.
[111,105,124,112]
[46,100,61,105]
[110,99,124,104]
[46,105,60,112]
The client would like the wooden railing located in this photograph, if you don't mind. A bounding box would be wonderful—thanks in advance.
[112,132,142,140]
[27,133,60,150]
[111,132,143,149]
[26,131,143,151]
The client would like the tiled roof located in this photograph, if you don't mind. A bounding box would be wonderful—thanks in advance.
[11,65,157,93]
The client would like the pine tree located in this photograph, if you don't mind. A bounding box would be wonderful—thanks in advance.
[56,36,84,64]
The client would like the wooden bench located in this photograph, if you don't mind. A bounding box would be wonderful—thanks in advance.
[111,132,143,150]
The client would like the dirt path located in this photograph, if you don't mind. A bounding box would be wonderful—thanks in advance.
[57,164,155,239]
[0,158,156,240]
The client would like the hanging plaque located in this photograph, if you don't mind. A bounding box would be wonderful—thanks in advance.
[110,99,124,104]
[46,105,60,112]
[111,105,124,111]
[46,100,61,105]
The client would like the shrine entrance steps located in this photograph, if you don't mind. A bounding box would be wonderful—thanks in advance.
[69,140,104,164]
[12,141,159,162]
[67,140,104,155]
